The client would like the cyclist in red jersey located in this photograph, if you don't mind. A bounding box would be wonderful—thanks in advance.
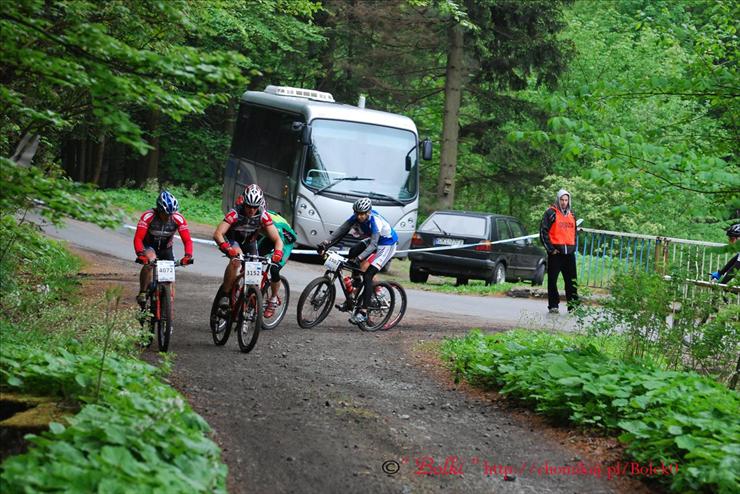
[213,184,283,311]
[133,191,194,306]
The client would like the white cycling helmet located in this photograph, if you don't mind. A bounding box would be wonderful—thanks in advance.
[353,197,372,213]
[242,184,264,207]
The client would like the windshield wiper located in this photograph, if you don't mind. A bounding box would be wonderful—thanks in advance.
[357,191,405,207]
[432,219,449,235]
[315,176,374,194]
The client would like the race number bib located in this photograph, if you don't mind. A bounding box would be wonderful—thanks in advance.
[323,252,344,271]
[156,261,175,282]
[243,262,262,285]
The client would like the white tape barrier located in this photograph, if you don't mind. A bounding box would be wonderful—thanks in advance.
[125,218,583,256]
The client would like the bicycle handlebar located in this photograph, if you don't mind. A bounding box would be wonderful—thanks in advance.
[135,258,186,267]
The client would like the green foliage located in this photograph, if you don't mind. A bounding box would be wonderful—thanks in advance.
[0,336,227,493]
[575,268,739,383]
[0,0,247,155]
[509,0,738,235]
[1,159,121,228]
[0,221,227,492]
[442,329,740,493]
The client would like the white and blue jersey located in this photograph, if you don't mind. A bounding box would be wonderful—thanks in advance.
[347,209,398,245]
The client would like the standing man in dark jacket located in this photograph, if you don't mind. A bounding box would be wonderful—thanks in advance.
[540,189,579,314]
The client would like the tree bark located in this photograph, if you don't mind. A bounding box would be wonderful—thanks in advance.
[436,23,464,209]
[91,134,106,186]
[138,109,161,185]
[76,138,87,183]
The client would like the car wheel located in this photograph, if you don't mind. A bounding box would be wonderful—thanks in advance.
[409,262,429,283]
[532,262,545,286]
[493,263,506,284]
[455,277,469,286]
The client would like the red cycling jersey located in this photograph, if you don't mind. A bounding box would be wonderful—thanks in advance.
[134,210,193,256]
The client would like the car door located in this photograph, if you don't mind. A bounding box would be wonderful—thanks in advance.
[507,220,535,279]
[493,218,518,276]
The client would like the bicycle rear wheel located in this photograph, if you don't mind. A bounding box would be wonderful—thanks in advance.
[261,276,290,330]
[237,286,262,353]
[382,281,407,330]
[156,284,173,352]
[359,281,395,332]
[296,277,336,329]
[210,287,232,346]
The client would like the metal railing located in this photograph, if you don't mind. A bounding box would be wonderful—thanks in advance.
[576,228,734,294]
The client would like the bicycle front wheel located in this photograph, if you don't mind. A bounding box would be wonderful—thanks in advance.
[382,281,407,330]
[261,276,290,330]
[359,281,395,332]
[237,286,262,353]
[210,287,232,346]
[156,284,173,352]
[296,277,336,329]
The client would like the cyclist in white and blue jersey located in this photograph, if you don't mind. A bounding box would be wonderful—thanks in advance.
[317,197,398,324]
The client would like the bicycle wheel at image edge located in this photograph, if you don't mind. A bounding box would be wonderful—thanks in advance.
[383,281,407,330]
[359,281,395,332]
[296,277,336,329]
[261,276,290,330]
[156,284,173,352]
[237,286,262,353]
[210,287,232,346]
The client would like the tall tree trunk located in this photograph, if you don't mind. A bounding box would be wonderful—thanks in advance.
[91,134,106,186]
[138,109,161,185]
[436,23,464,209]
[76,138,87,183]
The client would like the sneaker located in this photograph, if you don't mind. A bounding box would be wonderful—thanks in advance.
[548,307,559,314]
[263,296,280,318]
[349,311,367,325]
[335,300,352,312]
[136,292,147,309]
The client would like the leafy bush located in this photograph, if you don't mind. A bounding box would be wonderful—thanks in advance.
[0,338,227,493]
[442,330,740,493]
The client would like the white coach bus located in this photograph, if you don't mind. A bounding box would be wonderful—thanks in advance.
[222,85,432,255]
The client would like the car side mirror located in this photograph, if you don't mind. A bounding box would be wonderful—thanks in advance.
[420,138,432,161]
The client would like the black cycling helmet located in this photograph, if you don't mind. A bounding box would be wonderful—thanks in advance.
[726,223,740,238]
[353,197,372,213]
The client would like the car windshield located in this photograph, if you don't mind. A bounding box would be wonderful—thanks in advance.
[419,214,488,237]
[302,119,418,202]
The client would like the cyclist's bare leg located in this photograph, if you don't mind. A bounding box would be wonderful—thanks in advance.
[221,247,243,293]
[138,249,156,293]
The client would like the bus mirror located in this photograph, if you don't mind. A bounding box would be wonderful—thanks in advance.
[421,138,432,160]
[292,122,312,144]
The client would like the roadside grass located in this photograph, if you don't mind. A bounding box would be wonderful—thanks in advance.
[0,219,228,493]
[441,329,740,493]
[99,184,223,225]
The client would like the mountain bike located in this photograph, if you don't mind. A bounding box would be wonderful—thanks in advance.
[137,258,185,352]
[296,251,395,331]
[209,254,265,353]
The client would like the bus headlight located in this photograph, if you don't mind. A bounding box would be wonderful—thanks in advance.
[296,196,319,219]
[395,211,417,231]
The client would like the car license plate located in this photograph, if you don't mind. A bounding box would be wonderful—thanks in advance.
[434,237,463,247]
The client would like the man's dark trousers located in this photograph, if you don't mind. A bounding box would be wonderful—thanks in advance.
[547,252,579,310]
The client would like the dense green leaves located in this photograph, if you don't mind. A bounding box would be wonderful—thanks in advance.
[442,330,740,493]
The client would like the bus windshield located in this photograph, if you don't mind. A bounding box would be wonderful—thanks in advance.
[302,119,418,202]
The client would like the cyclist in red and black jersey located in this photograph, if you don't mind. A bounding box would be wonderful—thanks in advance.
[133,190,194,306]
[213,184,283,310]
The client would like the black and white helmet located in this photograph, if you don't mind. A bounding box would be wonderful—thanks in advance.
[242,184,264,207]
[353,197,372,213]
[726,223,740,238]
